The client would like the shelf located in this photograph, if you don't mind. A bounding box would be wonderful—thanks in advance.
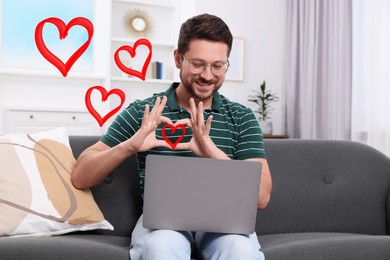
[111,77,172,84]
[5,106,90,113]
[0,68,105,81]
[111,37,175,48]
[3,107,100,135]
[112,0,176,9]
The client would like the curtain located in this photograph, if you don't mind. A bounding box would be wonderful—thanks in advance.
[351,0,390,157]
[284,0,352,139]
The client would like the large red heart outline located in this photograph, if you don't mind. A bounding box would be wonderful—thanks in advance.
[114,39,152,81]
[85,86,125,127]
[162,124,186,149]
[35,17,94,77]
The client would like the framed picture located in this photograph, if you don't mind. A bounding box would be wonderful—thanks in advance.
[226,37,244,81]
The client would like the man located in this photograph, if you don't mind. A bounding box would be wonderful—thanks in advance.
[72,13,272,260]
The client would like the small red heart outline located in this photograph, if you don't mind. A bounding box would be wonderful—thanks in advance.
[114,38,152,81]
[85,86,126,127]
[161,124,186,149]
[35,17,94,77]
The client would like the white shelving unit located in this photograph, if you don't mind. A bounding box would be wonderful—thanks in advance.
[106,0,180,126]
[109,0,178,85]
[0,0,187,135]
[0,67,106,81]
[3,107,100,135]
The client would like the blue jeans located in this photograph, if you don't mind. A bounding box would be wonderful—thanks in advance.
[129,215,265,260]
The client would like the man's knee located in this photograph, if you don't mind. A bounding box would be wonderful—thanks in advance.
[131,230,192,259]
[200,234,262,260]
[224,235,259,258]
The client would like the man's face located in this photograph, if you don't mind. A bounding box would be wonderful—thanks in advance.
[177,39,229,101]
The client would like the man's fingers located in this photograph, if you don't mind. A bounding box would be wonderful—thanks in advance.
[173,142,191,150]
[174,118,192,128]
[146,96,159,119]
[153,96,161,108]
[189,98,197,124]
[150,96,166,117]
[142,104,150,122]
[205,114,213,134]
[156,96,167,116]
[197,101,205,127]
[155,139,173,149]
[158,116,173,125]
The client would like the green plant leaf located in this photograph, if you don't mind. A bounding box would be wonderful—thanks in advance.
[247,80,279,121]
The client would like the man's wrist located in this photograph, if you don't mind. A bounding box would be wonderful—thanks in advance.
[120,139,138,157]
[209,148,230,160]
[203,140,230,160]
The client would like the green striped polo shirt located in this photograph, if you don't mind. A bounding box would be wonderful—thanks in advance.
[101,82,266,194]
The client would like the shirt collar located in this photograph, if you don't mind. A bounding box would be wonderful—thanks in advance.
[165,82,221,113]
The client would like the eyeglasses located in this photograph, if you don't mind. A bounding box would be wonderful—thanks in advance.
[180,53,230,76]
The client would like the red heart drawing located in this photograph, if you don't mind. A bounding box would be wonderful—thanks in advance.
[85,86,126,127]
[114,38,152,81]
[162,124,186,149]
[35,17,94,77]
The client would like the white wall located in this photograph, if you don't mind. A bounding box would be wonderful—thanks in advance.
[195,0,287,134]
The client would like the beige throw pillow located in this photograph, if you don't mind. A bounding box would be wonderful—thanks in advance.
[0,127,113,237]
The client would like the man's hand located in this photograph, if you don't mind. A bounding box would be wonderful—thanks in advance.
[126,96,172,153]
[175,98,229,159]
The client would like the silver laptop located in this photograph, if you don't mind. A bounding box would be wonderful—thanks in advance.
[143,154,262,234]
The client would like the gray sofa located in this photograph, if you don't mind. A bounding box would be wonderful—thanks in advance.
[1,136,390,259]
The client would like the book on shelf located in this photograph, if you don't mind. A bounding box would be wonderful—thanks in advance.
[119,61,164,80]
[151,61,164,80]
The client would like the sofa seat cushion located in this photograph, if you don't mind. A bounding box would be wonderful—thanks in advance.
[0,234,130,260]
[258,232,390,260]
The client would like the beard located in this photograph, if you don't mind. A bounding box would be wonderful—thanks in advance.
[179,71,223,100]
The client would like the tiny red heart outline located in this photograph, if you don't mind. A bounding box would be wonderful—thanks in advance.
[85,86,125,127]
[161,124,186,149]
[114,38,152,81]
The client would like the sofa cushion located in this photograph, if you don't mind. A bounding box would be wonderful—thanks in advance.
[0,128,113,237]
[0,234,130,260]
[257,140,390,236]
[69,135,143,237]
[258,232,390,260]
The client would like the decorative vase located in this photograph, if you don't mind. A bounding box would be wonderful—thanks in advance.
[260,120,273,135]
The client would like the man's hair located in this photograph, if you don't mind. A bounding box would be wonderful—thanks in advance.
[177,13,233,57]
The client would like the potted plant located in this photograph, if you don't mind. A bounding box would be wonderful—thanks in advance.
[247,81,279,134]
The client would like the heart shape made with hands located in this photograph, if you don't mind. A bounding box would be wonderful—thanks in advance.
[85,86,126,127]
[35,17,94,77]
[114,39,152,81]
[161,124,186,149]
